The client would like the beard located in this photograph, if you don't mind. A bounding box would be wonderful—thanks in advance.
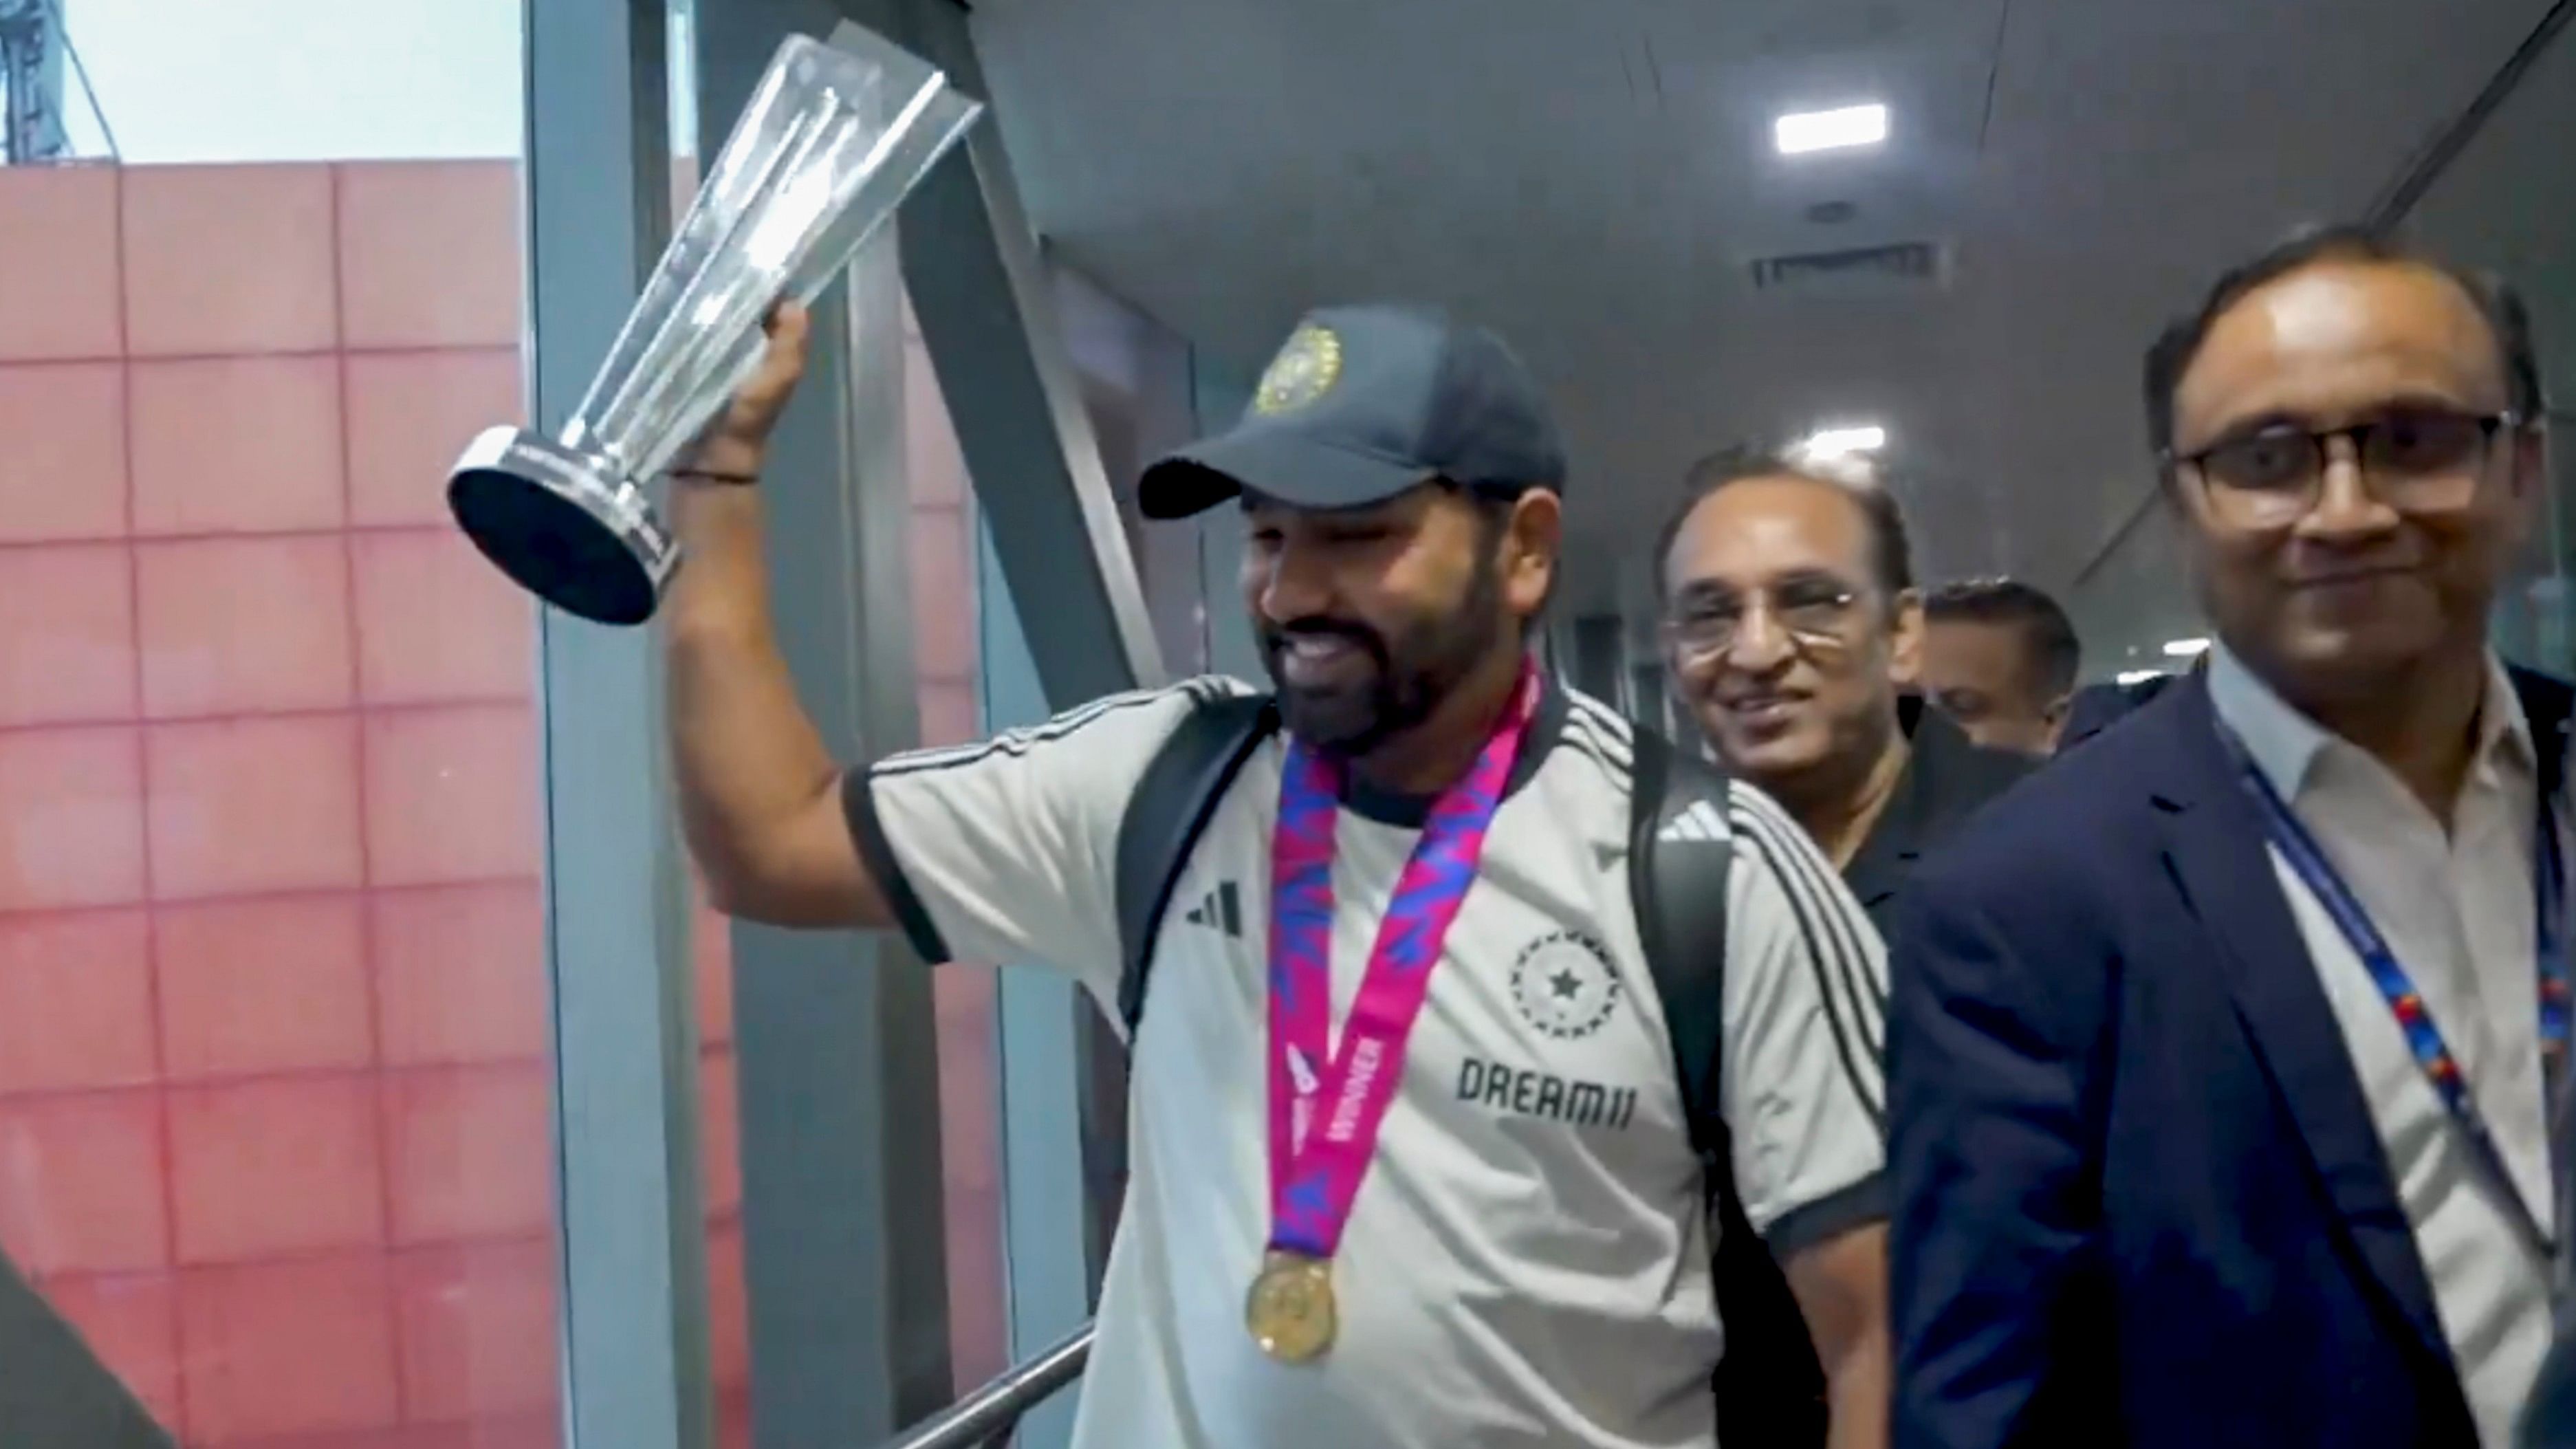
[1258,551,1507,759]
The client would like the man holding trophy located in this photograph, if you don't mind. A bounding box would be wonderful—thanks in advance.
[437,27,1887,1446]
[660,294,1892,1449]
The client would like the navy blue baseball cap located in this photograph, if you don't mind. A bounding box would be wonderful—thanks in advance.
[1137,304,1569,520]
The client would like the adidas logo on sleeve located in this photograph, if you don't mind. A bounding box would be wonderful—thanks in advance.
[1183,880,1244,939]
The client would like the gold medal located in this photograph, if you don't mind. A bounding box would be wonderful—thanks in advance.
[1245,1250,1337,1363]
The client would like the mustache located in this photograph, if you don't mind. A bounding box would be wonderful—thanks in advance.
[1263,619,1384,652]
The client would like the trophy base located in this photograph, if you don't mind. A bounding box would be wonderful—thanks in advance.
[447,426,678,627]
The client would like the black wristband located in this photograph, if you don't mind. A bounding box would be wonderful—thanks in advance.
[671,467,761,486]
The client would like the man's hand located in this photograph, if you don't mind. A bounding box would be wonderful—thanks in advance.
[1787,1221,1892,1449]
[686,300,812,481]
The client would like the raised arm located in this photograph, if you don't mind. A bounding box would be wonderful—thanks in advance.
[664,303,892,927]
[662,303,1221,997]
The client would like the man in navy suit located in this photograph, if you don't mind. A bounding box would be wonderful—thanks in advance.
[1889,227,2566,1448]
[2057,658,2196,754]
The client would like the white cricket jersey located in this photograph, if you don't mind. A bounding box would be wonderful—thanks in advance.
[847,677,1888,1449]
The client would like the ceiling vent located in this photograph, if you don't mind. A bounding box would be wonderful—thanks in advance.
[1748,240,1948,294]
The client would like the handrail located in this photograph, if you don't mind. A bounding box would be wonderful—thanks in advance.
[884,1322,1095,1449]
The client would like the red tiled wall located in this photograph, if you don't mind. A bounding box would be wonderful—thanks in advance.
[0,160,555,1448]
[0,155,988,1449]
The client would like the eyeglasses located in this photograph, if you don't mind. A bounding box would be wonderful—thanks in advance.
[1665,578,1862,660]
[2170,408,2520,530]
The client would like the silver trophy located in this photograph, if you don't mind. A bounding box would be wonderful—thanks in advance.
[448,29,981,624]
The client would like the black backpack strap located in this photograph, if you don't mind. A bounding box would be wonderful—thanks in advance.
[1113,692,1278,1038]
[1628,726,1733,1146]
[1630,725,1829,1448]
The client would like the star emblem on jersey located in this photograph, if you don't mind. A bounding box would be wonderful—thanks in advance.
[1252,323,1342,415]
[1509,929,1620,1041]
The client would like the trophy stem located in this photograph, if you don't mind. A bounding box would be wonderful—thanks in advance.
[589,104,853,480]
[608,75,940,483]
[563,54,802,445]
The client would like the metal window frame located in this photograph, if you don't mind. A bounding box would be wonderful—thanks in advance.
[975,532,1097,1449]
[530,0,1187,1443]
[1564,613,1626,706]
[827,0,1178,1412]
[969,321,1240,1438]
[670,3,964,1445]
[0,1243,173,1447]
[523,5,716,1449]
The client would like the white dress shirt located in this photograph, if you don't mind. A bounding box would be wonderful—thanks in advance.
[2209,644,2559,1447]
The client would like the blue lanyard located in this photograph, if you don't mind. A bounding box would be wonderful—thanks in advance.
[2234,744,2570,1252]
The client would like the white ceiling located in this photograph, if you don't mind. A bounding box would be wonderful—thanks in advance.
[970,0,2559,668]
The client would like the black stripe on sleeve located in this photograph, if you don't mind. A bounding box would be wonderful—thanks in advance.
[1726,794,1885,1129]
[871,679,1245,779]
[1736,793,1888,1101]
[1758,789,1888,1047]
[840,767,954,963]
[1734,786,1888,1052]
[1560,715,1636,781]
[1565,693,1637,746]
[1762,1170,1889,1259]
[1564,708,1637,771]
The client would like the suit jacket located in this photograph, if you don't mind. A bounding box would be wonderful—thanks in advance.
[1845,699,2035,944]
[2528,1311,2576,1447]
[1889,665,2576,1449]
[2057,676,2178,753]
[2524,726,2576,1449]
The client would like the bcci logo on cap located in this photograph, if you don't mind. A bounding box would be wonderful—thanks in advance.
[1253,323,1343,416]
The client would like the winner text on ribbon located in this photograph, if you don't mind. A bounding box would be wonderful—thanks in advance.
[1324,1036,1386,1144]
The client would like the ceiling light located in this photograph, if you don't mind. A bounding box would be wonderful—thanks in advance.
[1800,424,1887,458]
[1775,103,1888,156]
[2161,637,2212,658]
[2117,668,2166,686]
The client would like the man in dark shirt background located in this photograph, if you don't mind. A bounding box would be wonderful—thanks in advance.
[1918,579,2082,756]
[2060,662,2195,752]
[1657,446,2033,939]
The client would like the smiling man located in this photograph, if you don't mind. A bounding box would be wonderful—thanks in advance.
[1890,230,2566,1448]
[1656,448,2033,939]
[664,302,1891,1448]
